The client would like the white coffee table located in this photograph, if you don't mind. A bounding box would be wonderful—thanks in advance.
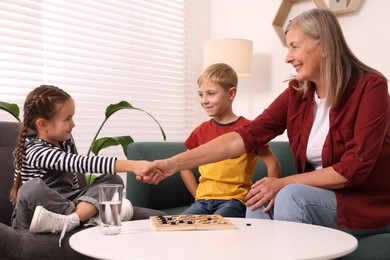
[69,218,357,260]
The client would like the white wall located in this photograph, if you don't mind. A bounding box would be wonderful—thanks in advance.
[193,0,390,141]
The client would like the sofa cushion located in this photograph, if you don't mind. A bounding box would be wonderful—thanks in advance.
[0,223,21,259]
[162,206,190,215]
[338,233,390,260]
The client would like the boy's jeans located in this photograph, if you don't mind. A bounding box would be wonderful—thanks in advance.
[182,199,245,217]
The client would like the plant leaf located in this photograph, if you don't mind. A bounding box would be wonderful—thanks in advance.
[104,101,166,141]
[135,107,167,141]
[105,101,134,119]
[91,136,134,156]
[0,101,21,121]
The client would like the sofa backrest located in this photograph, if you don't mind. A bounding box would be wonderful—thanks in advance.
[126,141,297,211]
[254,141,297,180]
[0,122,20,225]
[126,142,200,211]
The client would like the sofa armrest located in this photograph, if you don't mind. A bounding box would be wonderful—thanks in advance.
[0,223,88,260]
[0,122,20,226]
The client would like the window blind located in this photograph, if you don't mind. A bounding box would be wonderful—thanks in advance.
[0,0,196,158]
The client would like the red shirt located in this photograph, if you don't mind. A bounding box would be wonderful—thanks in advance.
[236,72,390,230]
[185,117,258,203]
[185,117,251,148]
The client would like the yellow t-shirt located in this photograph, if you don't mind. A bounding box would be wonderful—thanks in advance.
[184,117,258,204]
[196,152,257,204]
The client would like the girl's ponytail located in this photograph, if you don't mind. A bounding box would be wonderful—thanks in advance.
[10,123,28,204]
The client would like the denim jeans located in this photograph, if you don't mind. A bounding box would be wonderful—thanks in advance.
[182,199,246,217]
[246,184,390,236]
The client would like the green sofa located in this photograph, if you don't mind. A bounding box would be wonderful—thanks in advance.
[126,141,390,260]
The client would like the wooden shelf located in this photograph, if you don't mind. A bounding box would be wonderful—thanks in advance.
[272,0,319,46]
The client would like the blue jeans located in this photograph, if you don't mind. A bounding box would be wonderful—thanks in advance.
[182,199,246,217]
[246,184,390,236]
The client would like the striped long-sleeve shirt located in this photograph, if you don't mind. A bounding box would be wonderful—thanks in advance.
[16,137,116,192]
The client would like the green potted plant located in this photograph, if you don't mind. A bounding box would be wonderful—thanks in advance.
[1,100,166,183]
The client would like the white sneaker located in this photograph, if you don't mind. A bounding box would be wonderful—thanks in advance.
[121,198,134,221]
[30,206,80,247]
[29,206,80,233]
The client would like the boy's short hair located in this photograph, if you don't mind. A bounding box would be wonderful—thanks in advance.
[197,63,238,91]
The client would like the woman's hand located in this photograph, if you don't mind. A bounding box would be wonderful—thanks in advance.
[246,177,285,212]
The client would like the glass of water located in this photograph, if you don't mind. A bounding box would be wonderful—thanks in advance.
[98,184,123,235]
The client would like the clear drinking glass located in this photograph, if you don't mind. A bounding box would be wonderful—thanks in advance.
[99,184,123,235]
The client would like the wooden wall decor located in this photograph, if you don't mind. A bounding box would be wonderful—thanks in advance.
[316,0,363,14]
[272,0,363,46]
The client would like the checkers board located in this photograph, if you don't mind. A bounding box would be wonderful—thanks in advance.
[150,215,236,231]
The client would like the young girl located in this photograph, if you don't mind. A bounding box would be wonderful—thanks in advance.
[10,85,149,245]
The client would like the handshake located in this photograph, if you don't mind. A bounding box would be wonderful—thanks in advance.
[131,158,176,185]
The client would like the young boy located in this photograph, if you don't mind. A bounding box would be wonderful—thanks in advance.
[180,63,281,217]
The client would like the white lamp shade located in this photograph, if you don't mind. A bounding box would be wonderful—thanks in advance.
[203,38,253,77]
